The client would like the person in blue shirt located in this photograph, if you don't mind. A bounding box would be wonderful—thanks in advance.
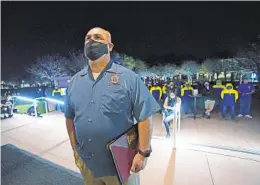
[220,83,239,121]
[64,27,161,185]
[181,81,194,114]
[237,77,255,118]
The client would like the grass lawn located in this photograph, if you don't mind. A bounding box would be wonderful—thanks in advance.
[14,102,47,114]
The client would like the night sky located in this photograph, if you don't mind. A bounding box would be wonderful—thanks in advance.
[2,1,260,80]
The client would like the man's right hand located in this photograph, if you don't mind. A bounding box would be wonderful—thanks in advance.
[73,149,79,158]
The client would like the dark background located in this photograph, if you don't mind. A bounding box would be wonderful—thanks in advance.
[2,1,260,80]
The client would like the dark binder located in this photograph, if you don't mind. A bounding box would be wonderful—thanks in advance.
[107,125,139,184]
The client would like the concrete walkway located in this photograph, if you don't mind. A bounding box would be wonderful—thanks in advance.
[1,99,260,185]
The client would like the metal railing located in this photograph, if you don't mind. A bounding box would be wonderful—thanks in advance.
[162,104,181,149]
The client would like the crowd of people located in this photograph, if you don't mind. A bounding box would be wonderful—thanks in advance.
[142,76,255,138]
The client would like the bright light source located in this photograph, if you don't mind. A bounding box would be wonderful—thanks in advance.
[14,96,36,103]
[45,98,64,105]
[251,73,256,79]
[35,97,46,100]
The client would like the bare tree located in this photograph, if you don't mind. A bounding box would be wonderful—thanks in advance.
[26,55,69,85]
[6,76,20,88]
[137,68,152,77]
[134,59,148,72]
[119,54,148,72]
[121,54,136,70]
[202,58,242,81]
[154,63,177,78]
[148,66,160,78]
[180,60,201,82]
[202,58,218,74]
[67,51,88,75]
[236,43,260,84]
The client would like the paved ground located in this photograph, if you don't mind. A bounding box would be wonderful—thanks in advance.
[1,98,260,185]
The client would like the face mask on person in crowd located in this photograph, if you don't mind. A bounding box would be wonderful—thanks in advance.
[84,39,109,61]
[169,93,176,99]
[227,86,232,90]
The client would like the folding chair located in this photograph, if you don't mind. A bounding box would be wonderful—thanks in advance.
[162,102,181,132]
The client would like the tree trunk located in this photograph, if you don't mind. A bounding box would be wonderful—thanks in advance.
[51,80,55,88]
[231,72,234,82]
[240,73,244,84]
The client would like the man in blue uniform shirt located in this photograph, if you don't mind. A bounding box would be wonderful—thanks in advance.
[237,77,255,118]
[64,27,161,185]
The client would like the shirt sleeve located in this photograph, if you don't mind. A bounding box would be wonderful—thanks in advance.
[131,75,162,123]
[64,87,75,120]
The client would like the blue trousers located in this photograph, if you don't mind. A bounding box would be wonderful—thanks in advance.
[183,100,193,114]
[216,98,223,112]
[163,114,175,135]
[221,104,235,119]
[239,97,252,115]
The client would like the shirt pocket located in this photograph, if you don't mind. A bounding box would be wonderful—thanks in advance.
[101,86,128,114]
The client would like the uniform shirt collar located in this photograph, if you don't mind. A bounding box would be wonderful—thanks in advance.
[80,60,122,77]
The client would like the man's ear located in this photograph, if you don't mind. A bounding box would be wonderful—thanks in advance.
[108,43,114,52]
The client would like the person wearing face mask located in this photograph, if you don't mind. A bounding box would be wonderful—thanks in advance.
[213,80,225,112]
[163,90,181,138]
[237,77,255,118]
[167,82,175,95]
[220,83,239,121]
[147,81,152,91]
[64,27,161,185]
[201,82,216,119]
[149,83,162,102]
[181,81,194,115]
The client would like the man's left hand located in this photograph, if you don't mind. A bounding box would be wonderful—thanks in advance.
[130,153,148,173]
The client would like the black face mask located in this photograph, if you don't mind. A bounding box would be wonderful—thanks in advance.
[84,40,109,61]
[227,86,232,90]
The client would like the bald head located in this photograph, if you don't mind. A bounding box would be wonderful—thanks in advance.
[85,27,112,43]
[84,27,114,62]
